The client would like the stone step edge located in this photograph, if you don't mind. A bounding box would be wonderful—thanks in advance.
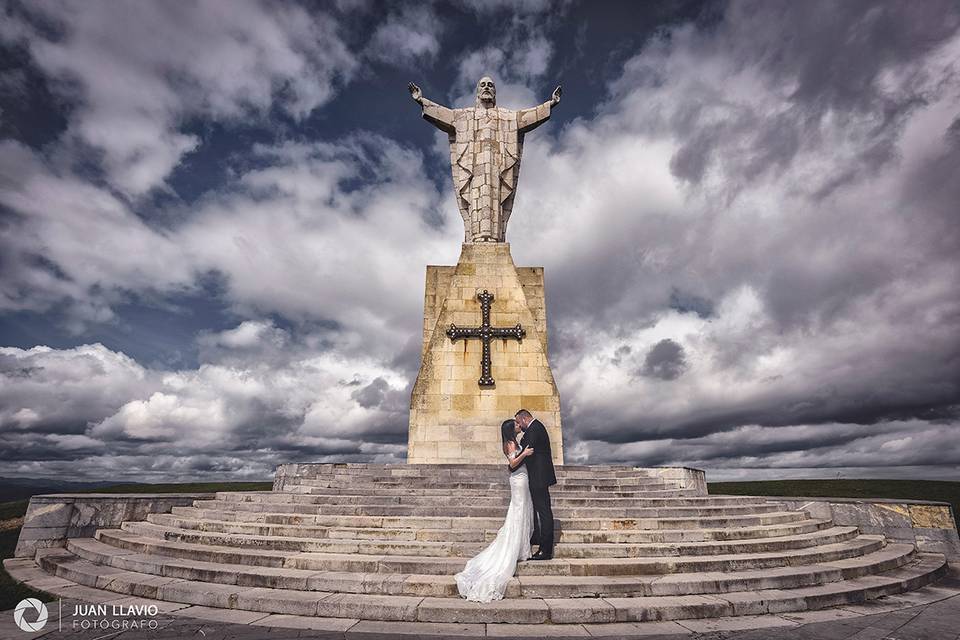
[151,512,833,540]
[288,472,672,478]
[118,520,861,557]
[91,529,886,576]
[219,490,747,501]
[28,547,949,623]
[288,482,680,491]
[298,487,698,496]
[188,501,806,520]
[292,484,693,492]
[174,506,808,529]
[210,503,786,517]
[282,470,667,477]
[288,470,668,476]
[286,477,669,483]
[195,500,731,514]
[282,490,755,500]
[213,495,783,511]
[8,556,958,639]
[64,536,919,599]
[292,486,693,495]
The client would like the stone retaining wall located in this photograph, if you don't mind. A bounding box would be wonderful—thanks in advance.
[754,495,960,561]
[14,493,213,558]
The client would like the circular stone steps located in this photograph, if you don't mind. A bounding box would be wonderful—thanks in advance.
[114,520,865,559]
[87,528,889,575]
[189,500,786,520]
[223,489,690,501]
[59,536,920,598]
[30,546,949,624]
[17,462,952,629]
[170,506,807,531]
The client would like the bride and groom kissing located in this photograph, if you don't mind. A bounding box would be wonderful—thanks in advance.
[455,409,557,603]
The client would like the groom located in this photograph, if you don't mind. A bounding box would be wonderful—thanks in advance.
[516,408,557,560]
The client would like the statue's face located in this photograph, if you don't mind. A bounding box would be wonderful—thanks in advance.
[476,77,496,106]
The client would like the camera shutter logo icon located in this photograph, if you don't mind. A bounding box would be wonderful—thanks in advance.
[14,598,48,632]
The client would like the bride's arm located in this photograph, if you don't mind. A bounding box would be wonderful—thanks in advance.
[506,443,531,469]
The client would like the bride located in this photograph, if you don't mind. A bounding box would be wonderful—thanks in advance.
[455,419,535,602]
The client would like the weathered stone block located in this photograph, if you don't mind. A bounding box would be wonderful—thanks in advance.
[15,494,213,557]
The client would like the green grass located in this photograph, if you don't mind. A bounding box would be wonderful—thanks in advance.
[709,479,960,520]
[0,500,28,523]
[80,481,273,494]
[0,528,54,610]
[0,481,271,611]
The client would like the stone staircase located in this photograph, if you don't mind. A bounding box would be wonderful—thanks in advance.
[26,464,949,626]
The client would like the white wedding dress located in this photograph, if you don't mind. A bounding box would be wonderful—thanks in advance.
[455,450,534,602]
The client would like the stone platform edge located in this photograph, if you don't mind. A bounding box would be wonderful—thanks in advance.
[735,494,960,561]
[271,464,708,494]
[14,493,214,558]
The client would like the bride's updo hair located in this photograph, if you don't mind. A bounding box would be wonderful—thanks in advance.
[500,419,517,447]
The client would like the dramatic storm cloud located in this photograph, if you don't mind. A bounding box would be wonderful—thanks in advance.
[0,0,958,481]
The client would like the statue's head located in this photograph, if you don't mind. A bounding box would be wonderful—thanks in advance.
[476,76,496,108]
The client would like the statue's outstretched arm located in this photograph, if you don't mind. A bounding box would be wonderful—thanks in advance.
[518,85,561,134]
[408,82,455,134]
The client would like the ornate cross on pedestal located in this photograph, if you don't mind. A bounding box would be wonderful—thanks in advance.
[447,290,525,387]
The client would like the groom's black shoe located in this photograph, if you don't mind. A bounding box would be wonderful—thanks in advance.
[529,550,553,561]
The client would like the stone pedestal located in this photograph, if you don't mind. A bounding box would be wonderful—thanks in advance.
[408,243,563,464]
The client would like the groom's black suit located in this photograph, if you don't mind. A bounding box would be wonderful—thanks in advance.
[519,418,557,555]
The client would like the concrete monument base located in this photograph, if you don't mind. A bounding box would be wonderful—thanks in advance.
[408,243,563,465]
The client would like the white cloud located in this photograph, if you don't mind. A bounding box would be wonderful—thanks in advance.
[0,344,154,435]
[175,136,460,356]
[0,140,194,326]
[3,0,356,196]
[367,5,443,66]
[0,333,409,480]
[198,321,288,352]
[0,134,460,347]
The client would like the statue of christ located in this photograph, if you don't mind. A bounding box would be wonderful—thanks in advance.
[408,76,562,243]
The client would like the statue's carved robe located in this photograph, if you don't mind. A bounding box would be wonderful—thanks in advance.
[420,99,552,243]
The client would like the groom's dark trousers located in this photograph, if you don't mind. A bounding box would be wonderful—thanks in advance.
[520,418,558,555]
[530,486,554,553]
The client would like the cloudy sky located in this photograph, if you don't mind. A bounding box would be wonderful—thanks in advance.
[1,0,958,483]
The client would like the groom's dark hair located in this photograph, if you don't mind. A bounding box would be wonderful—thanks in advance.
[500,419,517,446]
[515,409,532,420]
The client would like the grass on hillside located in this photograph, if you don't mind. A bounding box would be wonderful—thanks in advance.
[0,500,28,523]
[709,479,960,522]
[0,481,270,611]
[66,481,274,495]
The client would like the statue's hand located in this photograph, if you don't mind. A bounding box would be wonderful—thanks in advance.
[408,82,423,104]
[551,84,562,106]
